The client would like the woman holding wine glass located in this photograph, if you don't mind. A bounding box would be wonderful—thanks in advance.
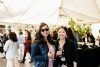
[54,26,78,67]
[31,23,55,67]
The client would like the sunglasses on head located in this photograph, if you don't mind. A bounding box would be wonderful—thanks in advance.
[41,28,49,32]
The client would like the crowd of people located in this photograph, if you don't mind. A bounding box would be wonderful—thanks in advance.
[0,22,96,67]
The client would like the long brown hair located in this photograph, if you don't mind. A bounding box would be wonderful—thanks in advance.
[25,30,32,40]
[9,32,18,42]
[67,28,74,41]
[34,22,52,44]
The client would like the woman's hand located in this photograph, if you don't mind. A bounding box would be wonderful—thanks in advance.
[48,51,55,58]
[56,51,62,56]
[73,61,77,67]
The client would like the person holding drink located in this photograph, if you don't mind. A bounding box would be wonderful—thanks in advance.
[54,26,78,67]
[31,23,55,67]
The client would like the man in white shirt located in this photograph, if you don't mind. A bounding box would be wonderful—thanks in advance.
[18,31,25,61]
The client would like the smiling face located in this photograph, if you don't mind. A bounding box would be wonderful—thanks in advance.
[41,25,49,38]
[57,28,67,40]
[25,30,28,37]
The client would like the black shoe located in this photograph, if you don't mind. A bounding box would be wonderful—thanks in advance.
[3,57,6,59]
[19,61,24,64]
[19,59,25,64]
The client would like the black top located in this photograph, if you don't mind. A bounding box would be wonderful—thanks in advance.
[54,38,78,67]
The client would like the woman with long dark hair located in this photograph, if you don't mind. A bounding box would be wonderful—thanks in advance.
[4,32,19,67]
[31,23,55,67]
[20,30,32,63]
[67,28,78,48]
[54,26,78,67]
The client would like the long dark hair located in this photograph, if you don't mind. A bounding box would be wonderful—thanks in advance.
[34,22,52,44]
[25,30,31,40]
[57,26,67,35]
[9,32,18,42]
[67,28,74,41]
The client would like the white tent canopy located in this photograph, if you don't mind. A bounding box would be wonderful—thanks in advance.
[0,0,100,25]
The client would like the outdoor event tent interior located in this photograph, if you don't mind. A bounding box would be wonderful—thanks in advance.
[0,0,100,25]
[0,0,100,37]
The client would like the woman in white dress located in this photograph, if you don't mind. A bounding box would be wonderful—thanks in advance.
[4,32,19,67]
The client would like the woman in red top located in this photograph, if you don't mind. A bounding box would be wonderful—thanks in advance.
[20,30,32,63]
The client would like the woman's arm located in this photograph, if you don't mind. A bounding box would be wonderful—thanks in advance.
[31,44,48,62]
[72,40,78,67]
[4,40,9,51]
[73,61,77,67]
